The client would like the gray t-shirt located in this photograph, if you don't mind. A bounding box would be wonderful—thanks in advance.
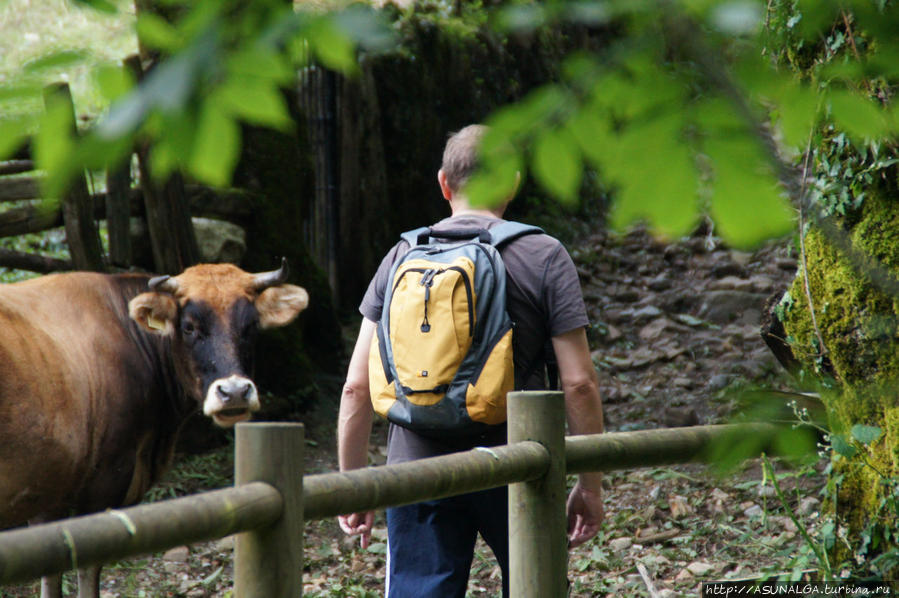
[360,215,589,463]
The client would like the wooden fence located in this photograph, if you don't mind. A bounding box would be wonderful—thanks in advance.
[0,58,253,276]
[0,393,776,597]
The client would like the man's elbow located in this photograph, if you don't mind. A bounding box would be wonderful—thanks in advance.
[342,379,370,403]
[561,369,600,399]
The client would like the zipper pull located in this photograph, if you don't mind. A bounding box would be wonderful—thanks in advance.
[420,269,434,332]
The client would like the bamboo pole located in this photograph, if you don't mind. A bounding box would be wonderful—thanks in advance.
[0,160,34,176]
[303,440,549,521]
[42,83,105,271]
[0,247,72,273]
[507,391,568,598]
[234,422,305,598]
[565,423,777,474]
[0,482,281,586]
[0,176,41,201]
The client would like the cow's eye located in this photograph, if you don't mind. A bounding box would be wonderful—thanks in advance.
[182,321,197,336]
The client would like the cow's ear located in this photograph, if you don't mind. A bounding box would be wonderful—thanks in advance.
[256,284,309,329]
[129,292,178,336]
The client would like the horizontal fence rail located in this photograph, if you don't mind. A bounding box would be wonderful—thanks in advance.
[304,440,549,520]
[0,396,781,596]
[0,482,281,586]
[566,422,777,474]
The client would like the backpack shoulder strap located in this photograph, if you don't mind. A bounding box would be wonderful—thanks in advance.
[489,221,544,248]
[400,226,432,247]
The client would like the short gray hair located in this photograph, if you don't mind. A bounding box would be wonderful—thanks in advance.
[440,124,487,192]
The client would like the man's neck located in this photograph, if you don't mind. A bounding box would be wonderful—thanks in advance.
[450,208,502,219]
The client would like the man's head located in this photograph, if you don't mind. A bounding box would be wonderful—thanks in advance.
[440,124,487,195]
[438,125,519,216]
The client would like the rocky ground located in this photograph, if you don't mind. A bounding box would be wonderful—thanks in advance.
[3,226,830,598]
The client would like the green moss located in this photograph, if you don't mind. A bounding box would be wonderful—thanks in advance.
[783,194,899,389]
[781,191,899,576]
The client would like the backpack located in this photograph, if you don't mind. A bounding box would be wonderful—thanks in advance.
[368,221,543,436]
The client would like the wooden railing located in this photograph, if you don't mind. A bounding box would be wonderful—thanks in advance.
[0,392,776,597]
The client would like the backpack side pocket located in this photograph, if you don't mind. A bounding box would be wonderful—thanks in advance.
[465,326,514,425]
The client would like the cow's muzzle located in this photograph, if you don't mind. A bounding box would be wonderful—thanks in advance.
[203,375,261,427]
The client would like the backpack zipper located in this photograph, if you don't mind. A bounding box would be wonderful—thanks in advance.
[392,265,474,337]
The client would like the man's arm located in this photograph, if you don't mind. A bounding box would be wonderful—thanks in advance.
[552,326,605,548]
[336,318,377,547]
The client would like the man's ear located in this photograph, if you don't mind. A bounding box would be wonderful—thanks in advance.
[129,292,178,336]
[257,284,309,329]
[438,169,453,200]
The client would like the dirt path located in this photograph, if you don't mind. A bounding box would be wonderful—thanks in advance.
[3,226,825,598]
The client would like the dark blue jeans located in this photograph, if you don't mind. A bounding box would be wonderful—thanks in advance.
[385,486,509,598]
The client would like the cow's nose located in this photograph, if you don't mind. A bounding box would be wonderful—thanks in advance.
[217,378,252,403]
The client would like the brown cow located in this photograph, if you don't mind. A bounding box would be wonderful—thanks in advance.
[0,260,308,598]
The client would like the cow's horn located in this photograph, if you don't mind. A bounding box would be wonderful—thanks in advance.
[253,258,289,291]
[149,275,179,294]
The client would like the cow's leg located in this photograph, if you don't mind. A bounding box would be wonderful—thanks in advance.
[77,565,101,598]
[40,573,62,598]
[31,515,64,598]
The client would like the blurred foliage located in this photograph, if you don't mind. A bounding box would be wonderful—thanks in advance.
[467,0,899,249]
[5,0,897,250]
[0,0,395,198]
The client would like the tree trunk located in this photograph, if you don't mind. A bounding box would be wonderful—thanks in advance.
[777,192,899,577]
[128,9,198,275]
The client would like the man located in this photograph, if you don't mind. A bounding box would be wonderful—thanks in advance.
[337,124,604,597]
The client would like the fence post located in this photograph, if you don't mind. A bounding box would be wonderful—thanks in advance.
[234,422,305,597]
[507,391,568,598]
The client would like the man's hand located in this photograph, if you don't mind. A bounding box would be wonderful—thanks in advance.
[338,511,375,549]
[566,481,604,548]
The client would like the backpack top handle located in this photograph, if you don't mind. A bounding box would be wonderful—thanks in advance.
[417,228,492,245]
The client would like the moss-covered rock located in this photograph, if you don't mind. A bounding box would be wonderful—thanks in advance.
[779,191,899,575]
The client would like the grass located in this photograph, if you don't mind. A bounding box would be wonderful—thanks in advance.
[0,0,137,119]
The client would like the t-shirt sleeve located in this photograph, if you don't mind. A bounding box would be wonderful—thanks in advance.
[359,241,407,322]
[543,244,590,337]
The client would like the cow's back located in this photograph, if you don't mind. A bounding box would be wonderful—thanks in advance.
[0,273,171,529]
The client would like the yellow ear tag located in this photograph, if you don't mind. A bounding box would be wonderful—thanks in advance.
[147,315,166,331]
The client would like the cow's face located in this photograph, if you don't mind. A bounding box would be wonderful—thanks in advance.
[127,260,308,427]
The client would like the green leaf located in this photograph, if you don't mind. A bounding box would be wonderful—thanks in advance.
[773,427,818,463]
[35,95,85,199]
[136,12,184,53]
[0,117,32,160]
[705,134,794,248]
[146,111,196,182]
[607,116,699,240]
[307,18,357,74]
[794,0,842,40]
[464,143,524,209]
[34,95,75,179]
[850,424,882,446]
[567,107,613,168]
[515,86,570,132]
[0,84,41,103]
[95,64,134,103]
[72,0,118,13]
[190,102,240,187]
[532,127,582,203]
[831,433,858,458]
[24,50,89,73]
[227,48,293,84]
[772,84,821,149]
[828,89,893,140]
[215,79,291,129]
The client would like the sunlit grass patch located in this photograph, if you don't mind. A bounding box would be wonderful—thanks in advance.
[0,0,137,119]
